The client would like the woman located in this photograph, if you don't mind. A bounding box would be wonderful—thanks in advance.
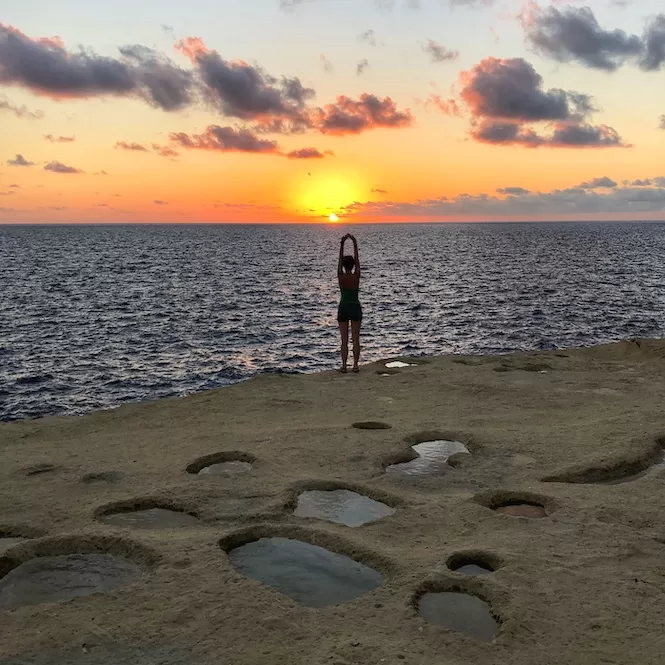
[337,233,362,373]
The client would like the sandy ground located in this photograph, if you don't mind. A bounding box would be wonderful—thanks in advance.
[2,339,665,665]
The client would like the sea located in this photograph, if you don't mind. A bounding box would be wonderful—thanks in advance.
[2,222,665,422]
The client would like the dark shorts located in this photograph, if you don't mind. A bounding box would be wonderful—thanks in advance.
[337,302,363,322]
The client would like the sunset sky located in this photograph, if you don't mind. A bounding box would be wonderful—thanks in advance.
[1,0,665,223]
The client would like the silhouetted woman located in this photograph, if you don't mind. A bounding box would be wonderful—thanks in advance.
[337,233,362,373]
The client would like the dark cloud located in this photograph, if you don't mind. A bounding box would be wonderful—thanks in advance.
[371,188,389,193]
[497,186,530,195]
[0,24,193,110]
[458,57,625,148]
[44,160,83,174]
[460,57,589,122]
[423,39,459,63]
[0,94,43,119]
[578,176,617,189]
[286,148,331,159]
[176,37,313,127]
[309,93,413,135]
[472,119,625,148]
[660,114,665,129]
[7,154,34,166]
[115,141,149,151]
[170,125,280,153]
[356,59,370,76]
[44,134,75,142]
[522,5,642,71]
[638,15,665,71]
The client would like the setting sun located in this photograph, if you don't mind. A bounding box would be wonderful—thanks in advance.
[329,213,339,223]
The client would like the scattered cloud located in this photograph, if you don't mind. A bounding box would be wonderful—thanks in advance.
[356,59,370,76]
[309,93,413,135]
[423,39,459,62]
[0,191,15,196]
[7,154,34,166]
[170,125,280,153]
[152,144,180,158]
[659,114,665,130]
[44,134,75,142]
[94,170,109,176]
[320,54,333,73]
[8,184,20,188]
[0,94,43,119]
[286,148,332,159]
[44,160,83,174]
[578,176,617,189]
[371,188,389,193]
[496,186,530,195]
[154,199,168,204]
[115,141,149,151]
[423,94,461,116]
[359,29,378,47]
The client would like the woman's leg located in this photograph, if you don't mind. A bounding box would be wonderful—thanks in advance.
[339,321,349,371]
[351,320,361,371]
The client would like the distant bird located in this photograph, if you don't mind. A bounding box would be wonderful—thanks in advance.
[307,172,311,176]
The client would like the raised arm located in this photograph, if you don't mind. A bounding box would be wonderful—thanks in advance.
[338,235,347,275]
[351,235,360,275]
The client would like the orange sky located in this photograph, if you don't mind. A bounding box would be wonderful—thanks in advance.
[2,0,665,223]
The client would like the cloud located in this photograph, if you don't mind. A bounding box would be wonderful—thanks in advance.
[578,176,617,189]
[0,94,43,119]
[286,147,331,159]
[8,184,20,188]
[115,141,149,151]
[423,39,459,63]
[638,14,665,71]
[423,94,461,116]
[356,59,370,76]
[0,191,15,196]
[308,93,413,135]
[371,187,389,193]
[496,186,530,195]
[170,125,280,153]
[176,37,313,128]
[344,176,665,219]
[320,54,333,73]
[151,144,180,158]
[7,153,34,166]
[359,29,378,47]
[44,160,83,173]
[44,134,75,142]
[457,57,626,148]
[94,170,108,176]
[660,115,665,130]
[154,199,168,205]
[0,23,194,110]
[522,5,642,71]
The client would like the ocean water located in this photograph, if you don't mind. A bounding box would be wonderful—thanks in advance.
[2,222,665,422]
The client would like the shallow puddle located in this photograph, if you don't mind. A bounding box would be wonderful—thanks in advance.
[450,562,494,576]
[99,508,199,529]
[227,537,384,607]
[0,538,28,555]
[387,440,470,476]
[418,591,499,642]
[294,490,396,527]
[0,553,143,611]
[494,503,547,518]
[197,461,253,476]
[385,361,415,368]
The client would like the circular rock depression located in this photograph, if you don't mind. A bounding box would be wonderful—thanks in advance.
[417,588,499,642]
[447,551,500,576]
[97,501,200,529]
[0,536,156,611]
[221,528,386,608]
[186,452,256,476]
[477,491,551,519]
[352,421,392,430]
[386,434,471,476]
[293,487,396,527]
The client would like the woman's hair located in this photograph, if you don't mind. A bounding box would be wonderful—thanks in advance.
[342,255,355,272]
